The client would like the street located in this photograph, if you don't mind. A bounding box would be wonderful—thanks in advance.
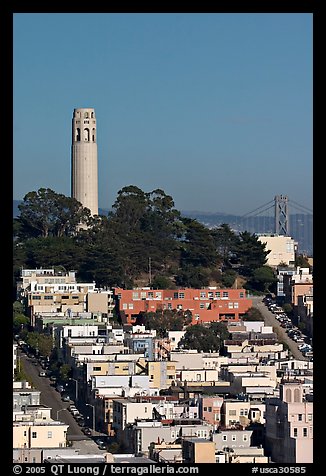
[18,350,84,437]
[251,296,308,361]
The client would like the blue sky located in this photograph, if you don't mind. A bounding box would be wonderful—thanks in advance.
[13,13,312,215]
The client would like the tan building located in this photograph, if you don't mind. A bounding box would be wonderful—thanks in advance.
[148,361,176,389]
[257,234,297,267]
[182,438,216,463]
[13,419,68,449]
[87,290,115,319]
[221,400,251,427]
[265,381,313,463]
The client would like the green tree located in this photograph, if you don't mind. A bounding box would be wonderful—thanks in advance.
[17,188,91,239]
[247,266,277,293]
[180,218,219,268]
[234,231,269,276]
[25,332,53,357]
[242,307,264,321]
[211,223,240,268]
[221,269,237,288]
[151,275,175,289]
[179,324,221,352]
[175,265,211,288]
[139,309,192,337]
[295,254,311,269]
[59,364,72,382]
[209,321,230,341]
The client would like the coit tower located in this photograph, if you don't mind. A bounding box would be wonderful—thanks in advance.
[71,107,98,216]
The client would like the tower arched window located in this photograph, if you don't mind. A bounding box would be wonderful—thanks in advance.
[294,389,300,402]
[92,128,96,142]
[91,112,94,118]
[84,112,89,118]
[285,389,292,403]
[84,128,90,141]
[76,128,80,142]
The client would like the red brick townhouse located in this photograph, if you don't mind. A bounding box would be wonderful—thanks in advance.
[113,287,252,325]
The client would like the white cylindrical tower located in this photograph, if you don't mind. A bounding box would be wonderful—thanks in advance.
[71,107,98,216]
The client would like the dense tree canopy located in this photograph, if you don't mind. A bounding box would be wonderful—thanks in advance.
[179,324,221,352]
[137,309,192,338]
[13,186,270,293]
[16,188,91,239]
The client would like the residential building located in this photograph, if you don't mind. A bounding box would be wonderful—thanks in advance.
[198,395,223,429]
[114,287,252,325]
[265,381,313,463]
[87,289,115,320]
[13,418,68,449]
[182,438,216,463]
[257,234,297,267]
[221,400,251,427]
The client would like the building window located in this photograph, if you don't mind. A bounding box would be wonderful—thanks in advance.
[294,389,300,402]
[23,431,27,436]
[234,302,239,308]
[174,292,179,299]
[308,414,313,421]
[156,292,162,299]
[200,292,206,298]
[208,407,212,412]
[293,428,298,438]
[243,435,248,441]
[93,366,101,371]
[208,292,213,299]
[122,303,127,310]
[144,407,147,413]
[32,432,37,438]
[222,435,227,441]
[179,292,184,299]
[204,407,207,411]
[132,292,139,299]
[200,303,205,309]
[303,428,308,437]
[239,292,244,298]
[298,414,303,421]
[47,431,52,438]
[44,295,53,300]
[148,292,154,298]
[215,292,220,298]
[229,410,236,416]
[32,296,41,300]
[223,291,229,298]
[232,435,236,442]
[128,304,134,309]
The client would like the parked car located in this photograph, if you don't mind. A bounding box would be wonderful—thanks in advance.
[61,394,71,402]
[82,427,92,436]
[56,384,65,393]
[39,371,47,377]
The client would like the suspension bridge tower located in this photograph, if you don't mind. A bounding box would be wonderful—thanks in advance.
[275,195,289,235]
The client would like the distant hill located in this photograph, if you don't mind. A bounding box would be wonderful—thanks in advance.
[12,201,312,254]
